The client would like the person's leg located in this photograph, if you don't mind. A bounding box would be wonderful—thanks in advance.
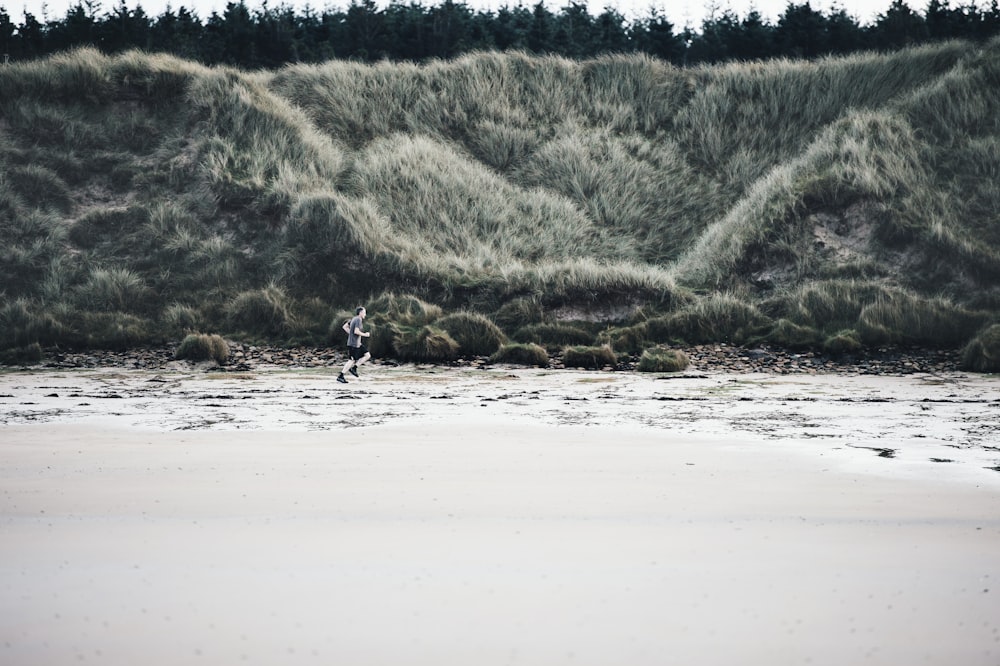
[344,345,363,373]
[339,348,357,382]
[350,346,370,377]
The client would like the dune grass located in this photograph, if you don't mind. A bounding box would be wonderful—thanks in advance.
[760,280,990,347]
[74,267,152,313]
[161,303,204,336]
[175,333,231,364]
[393,325,461,362]
[226,286,295,338]
[1,43,998,365]
[491,342,549,367]
[637,347,690,373]
[365,293,443,327]
[0,342,44,365]
[562,345,618,369]
[433,311,507,357]
[823,330,865,354]
[756,319,823,350]
[512,323,595,350]
[960,324,1000,373]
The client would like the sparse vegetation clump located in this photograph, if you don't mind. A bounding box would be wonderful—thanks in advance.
[367,293,442,328]
[959,325,1000,373]
[364,322,397,359]
[79,312,151,350]
[433,312,507,357]
[823,330,864,355]
[0,342,44,366]
[492,298,546,332]
[491,343,549,367]
[643,294,768,345]
[562,345,618,369]
[175,333,230,364]
[856,294,986,347]
[393,325,460,362]
[758,319,823,349]
[161,303,203,336]
[637,347,690,373]
[0,299,66,350]
[512,323,595,350]
[74,267,151,313]
[597,325,649,354]
[226,287,295,338]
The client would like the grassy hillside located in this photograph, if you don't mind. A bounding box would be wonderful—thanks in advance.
[1,42,999,366]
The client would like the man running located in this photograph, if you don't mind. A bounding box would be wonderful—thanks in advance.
[338,306,371,384]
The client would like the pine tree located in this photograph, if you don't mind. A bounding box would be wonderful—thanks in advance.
[636,9,684,64]
[776,2,830,59]
[871,0,928,50]
[528,2,552,54]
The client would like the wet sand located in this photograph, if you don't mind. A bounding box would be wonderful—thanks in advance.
[2,366,999,665]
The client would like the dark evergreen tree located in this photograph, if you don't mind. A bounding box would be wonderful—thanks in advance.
[15,12,47,59]
[343,0,386,60]
[96,0,152,52]
[291,5,325,62]
[634,9,684,64]
[0,7,17,53]
[593,7,628,53]
[974,0,1000,39]
[527,2,552,54]
[466,8,495,51]
[0,8,14,59]
[150,6,204,60]
[254,2,298,66]
[552,2,593,58]
[731,10,776,61]
[45,2,97,52]
[203,2,258,65]
[775,2,830,59]
[311,8,345,61]
[688,8,740,63]
[428,0,473,59]
[3,0,998,67]
[925,0,961,39]
[870,0,928,50]
[489,4,531,52]
[825,5,867,54]
[384,2,429,60]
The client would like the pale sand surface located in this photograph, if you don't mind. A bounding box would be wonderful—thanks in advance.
[2,366,999,665]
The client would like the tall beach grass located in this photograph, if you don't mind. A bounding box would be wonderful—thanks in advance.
[1,43,998,362]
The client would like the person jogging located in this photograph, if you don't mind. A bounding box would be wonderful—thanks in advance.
[338,306,371,384]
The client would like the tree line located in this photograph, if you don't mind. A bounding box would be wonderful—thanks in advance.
[2,0,999,67]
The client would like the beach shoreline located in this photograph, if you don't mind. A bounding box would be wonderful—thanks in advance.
[2,366,999,665]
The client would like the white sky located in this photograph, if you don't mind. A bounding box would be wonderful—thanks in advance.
[5,0,921,28]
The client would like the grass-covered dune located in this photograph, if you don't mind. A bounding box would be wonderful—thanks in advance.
[2,41,999,367]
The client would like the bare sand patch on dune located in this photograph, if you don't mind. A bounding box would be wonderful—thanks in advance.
[1,367,999,665]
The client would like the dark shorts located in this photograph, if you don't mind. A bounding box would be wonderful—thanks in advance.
[348,344,369,361]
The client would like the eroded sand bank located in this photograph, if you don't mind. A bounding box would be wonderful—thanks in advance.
[2,367,999,665]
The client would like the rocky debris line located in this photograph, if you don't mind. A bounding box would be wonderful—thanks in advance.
[38,344,344,371]
[16,342,963,376]
[552,344,960,375]
[680,344,961,376]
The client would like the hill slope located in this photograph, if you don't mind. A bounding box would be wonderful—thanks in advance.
[1,42,999,361]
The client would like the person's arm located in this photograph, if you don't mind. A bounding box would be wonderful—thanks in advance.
[353,325,370,338]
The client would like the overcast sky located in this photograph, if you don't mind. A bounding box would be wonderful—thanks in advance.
[5,0,920,28]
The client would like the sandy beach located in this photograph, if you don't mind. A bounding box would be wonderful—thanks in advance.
[2,365,999,665]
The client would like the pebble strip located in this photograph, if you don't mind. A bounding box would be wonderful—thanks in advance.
[23,343,963,376]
